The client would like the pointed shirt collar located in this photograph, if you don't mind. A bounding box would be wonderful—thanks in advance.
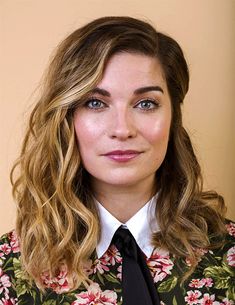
[96,194,160,258]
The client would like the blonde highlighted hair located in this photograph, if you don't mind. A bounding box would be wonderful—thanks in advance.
[11,16,226,290]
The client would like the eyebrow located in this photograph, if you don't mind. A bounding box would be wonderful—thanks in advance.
[90,85,164,97]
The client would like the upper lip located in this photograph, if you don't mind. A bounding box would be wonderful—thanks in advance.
[103,150,142,156]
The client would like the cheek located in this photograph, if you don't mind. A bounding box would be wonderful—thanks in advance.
[147,119,171,170]
[142,115,171,145]
[74,115,103,148]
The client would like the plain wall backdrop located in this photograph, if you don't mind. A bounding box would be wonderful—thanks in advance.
[0,0,235,235]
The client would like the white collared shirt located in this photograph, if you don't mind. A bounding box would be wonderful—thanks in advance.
[95,195,160,258]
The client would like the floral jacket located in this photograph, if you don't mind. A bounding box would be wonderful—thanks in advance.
[0,221,234,305]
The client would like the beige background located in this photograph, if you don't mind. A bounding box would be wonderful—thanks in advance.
[0,0,234,235]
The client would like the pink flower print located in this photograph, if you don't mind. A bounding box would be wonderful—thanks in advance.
[0,268,11,295]
[0,295,18,305]
[225,222,235,237]
[104,245,122,266]
[9,231,20,253]
[189,278,213,289]
[0,297,18,305]
[199,293,219,305]
[147,248,174,283]
[186,248,208,266]
[0,244,11,257]
[189,279,205,288]
[227,246,235,267]
[83,259,94,276]
[40,264,70,293]
[93,258,110,274]
[222,298,234,305]
[72,282,117,305]
[196,248,208,256]
[202,278,213,288]
[185,257,192,266]
[117,265,122,280]
[185,290,202,305]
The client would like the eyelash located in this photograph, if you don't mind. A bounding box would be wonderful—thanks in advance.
[84,98,160,112]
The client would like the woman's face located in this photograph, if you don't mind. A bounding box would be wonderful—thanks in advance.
[74,52,172,191]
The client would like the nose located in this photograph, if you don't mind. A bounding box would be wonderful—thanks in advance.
[108,107,137,140]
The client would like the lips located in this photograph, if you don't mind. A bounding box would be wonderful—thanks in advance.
[104,150,141,155]
[102,150,142,162]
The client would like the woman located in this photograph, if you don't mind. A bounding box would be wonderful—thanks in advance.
[0,16,234,305]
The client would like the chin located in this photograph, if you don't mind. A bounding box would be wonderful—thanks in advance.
[92,171,155,189]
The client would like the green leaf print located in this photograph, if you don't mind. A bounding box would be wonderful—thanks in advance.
[1,256,13,271]
[227,285,235,301]
[203,263,234,290]
[13,257,27,280]
[104,273,120,283]
[203,263,234,289]
[173,295,178,305]
[96,271,105,284]
[31,290,37,302]
[60,293,77,304]
[13,257,36,298]
[158,276,177,292]
[15,282,29,297]
[42,300,57,305]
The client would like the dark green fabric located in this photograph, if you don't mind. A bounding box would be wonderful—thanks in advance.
[0,220,234,305]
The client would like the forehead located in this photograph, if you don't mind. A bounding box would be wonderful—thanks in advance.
[97,52,166,91]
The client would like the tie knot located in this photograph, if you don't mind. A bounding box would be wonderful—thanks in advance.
[112,227,138,259]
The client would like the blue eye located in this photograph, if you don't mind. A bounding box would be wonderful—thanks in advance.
[135,99,159,110]
[85,98,106,109]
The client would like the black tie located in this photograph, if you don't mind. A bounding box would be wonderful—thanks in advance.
[112,227,160,305]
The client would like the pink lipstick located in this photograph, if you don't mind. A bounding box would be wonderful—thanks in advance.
[103,150,141,162]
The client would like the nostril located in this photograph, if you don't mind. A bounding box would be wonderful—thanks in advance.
[109,122,137,139]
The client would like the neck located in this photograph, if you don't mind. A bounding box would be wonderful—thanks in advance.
[91,177,156,223]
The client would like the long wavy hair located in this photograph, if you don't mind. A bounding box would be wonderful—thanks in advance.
[11,16,226,290]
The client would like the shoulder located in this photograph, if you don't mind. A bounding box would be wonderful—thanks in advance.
[0,230,21,262]
[184,219,235,303]
[218,219,235,272]
[215,219,235,259]
[0,230,20,253]
[224,219,235,241]
[194,219,235,282]
[156,220,235,304]
[0,230,21,302]
[0,230,21,263]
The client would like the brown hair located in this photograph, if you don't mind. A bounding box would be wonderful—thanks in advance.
[11,16,226,290]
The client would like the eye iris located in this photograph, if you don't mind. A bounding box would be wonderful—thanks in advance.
[141,101,151,108]
[91,100,101,107]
